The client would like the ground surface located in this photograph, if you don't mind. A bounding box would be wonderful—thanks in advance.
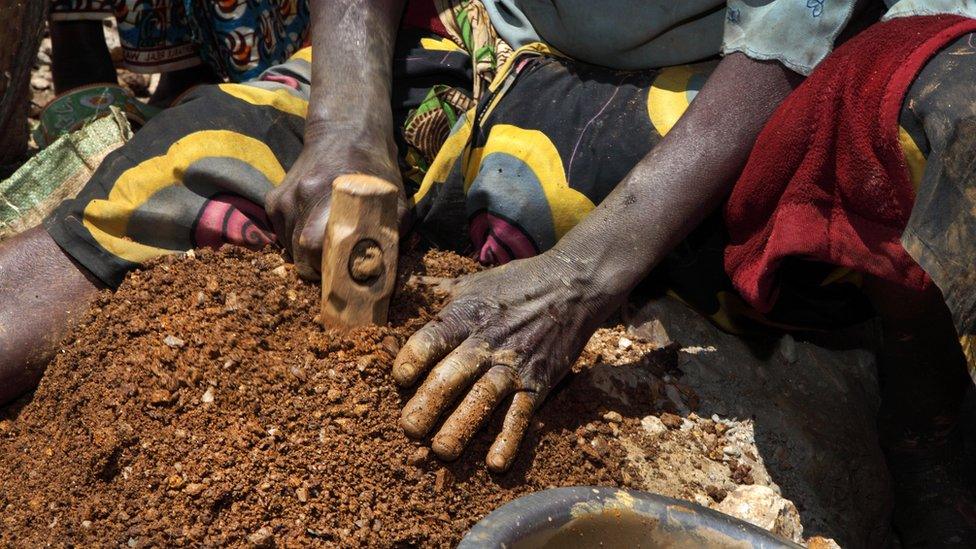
[0,246,845,547]
[0,17,906,548]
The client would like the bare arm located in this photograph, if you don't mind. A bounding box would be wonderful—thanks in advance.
[393,53,802,471]
[267,0,407,279]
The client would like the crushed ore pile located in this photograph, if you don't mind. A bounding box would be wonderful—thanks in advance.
[0,247,791,547]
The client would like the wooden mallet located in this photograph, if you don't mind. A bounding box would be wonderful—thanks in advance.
[320,174,399,329]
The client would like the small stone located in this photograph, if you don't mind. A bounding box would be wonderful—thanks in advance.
[352,404,370,417]
[296,486,309,503]
[716,485,803,543]
[805,537,842,549]
[167,474,185,489]
[602,411,623,424]
[127,538,138,548]
[120,71,150,96]
[81,520,92,528]
[201,387,214,404]
[163,335,185,348]
[640,415,667,437]
[30,76,50,90]
[433,469,451,492]
[148,389,173,406]
[780,334,797,364]
[617,337,633,350]
[723,445,741,457]
[247,526,274,547]
[224,292,240,312]
[380,336,400,358]
[271,265,288,278]
[706,484,728,503]
[659,413,682,430]
[195,291,206,306]
[407,447,430,466]
[184,483,205,497]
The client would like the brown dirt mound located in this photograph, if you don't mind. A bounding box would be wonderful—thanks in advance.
[0,246,691,547]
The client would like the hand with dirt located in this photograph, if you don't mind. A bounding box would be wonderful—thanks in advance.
[266,0,408,280]
[392,54,803,471]
[265,131,405,280]
[393,251,619,472]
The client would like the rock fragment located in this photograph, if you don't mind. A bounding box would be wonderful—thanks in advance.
[716,485,803,543]
[247,527,274,547]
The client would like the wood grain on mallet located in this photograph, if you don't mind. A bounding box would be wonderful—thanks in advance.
[320,174,399,329]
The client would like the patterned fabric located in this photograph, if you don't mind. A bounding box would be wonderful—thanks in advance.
[2,109,132,241]
[400,1,511,186]
[183,0,310,82]
[44,34,474,287]
[32,84,160,148]
[50,0,310,81]
[413,45,717,261]
[899,31,976,384]
[41,5,976,377]
[724,0,976,75]
[52,0,200,73]
[433,0,512,100]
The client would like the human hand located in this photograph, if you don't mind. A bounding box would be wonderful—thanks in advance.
[393,253,615,472]
[265,131,405,280]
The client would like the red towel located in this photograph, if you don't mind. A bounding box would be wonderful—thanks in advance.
[402,0,449,37]
[725,15,976,313]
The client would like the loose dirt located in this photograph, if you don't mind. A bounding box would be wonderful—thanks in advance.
[0,246,789,547]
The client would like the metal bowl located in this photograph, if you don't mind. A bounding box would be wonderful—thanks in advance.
[459,486,802,548]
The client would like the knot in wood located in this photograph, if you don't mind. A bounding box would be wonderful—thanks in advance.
[348,239,384,283]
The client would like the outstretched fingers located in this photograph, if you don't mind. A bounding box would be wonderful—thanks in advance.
[431,365,518,461]
[487,391,538,473]
[399,338,491,438]
[392,316,468,387]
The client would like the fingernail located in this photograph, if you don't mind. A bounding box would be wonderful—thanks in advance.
[400,412,426,439]
[432,434,461,461]
[486,452,508,473]
[392,362,414,386]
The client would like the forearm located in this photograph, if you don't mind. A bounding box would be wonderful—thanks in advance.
[305,0,406,168]
[552,53,801,305]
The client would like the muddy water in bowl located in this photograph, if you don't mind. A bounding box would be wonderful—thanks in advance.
[461,487,801,549]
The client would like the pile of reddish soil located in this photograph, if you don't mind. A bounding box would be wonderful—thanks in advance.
[0,246,701,547]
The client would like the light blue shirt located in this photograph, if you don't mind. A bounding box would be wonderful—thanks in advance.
[482,0,976,74]
[723,0,976,75]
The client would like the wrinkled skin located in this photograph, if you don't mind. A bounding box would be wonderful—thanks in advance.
[264,0,409,280]
[395,252,615,471]
[394,53,803,471]
[265,131,406,279]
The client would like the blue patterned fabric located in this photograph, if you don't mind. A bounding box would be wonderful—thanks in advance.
[183,0,311,82]
[723,0,976,75]
[479,1,976,74]
[50,0,311,82]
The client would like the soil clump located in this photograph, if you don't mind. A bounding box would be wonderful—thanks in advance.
[0,246,783,546]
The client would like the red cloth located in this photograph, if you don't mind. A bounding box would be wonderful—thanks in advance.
[402,0,448,37]
[724,15,976,312]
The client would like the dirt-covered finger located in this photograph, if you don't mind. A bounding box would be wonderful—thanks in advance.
[399,339,491,439]
[392,316,468,386]
[431,365,517,461]
[264,186,289,250]
[292,199,329,281]
[486,391,537,473]
[406,275,459,296]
